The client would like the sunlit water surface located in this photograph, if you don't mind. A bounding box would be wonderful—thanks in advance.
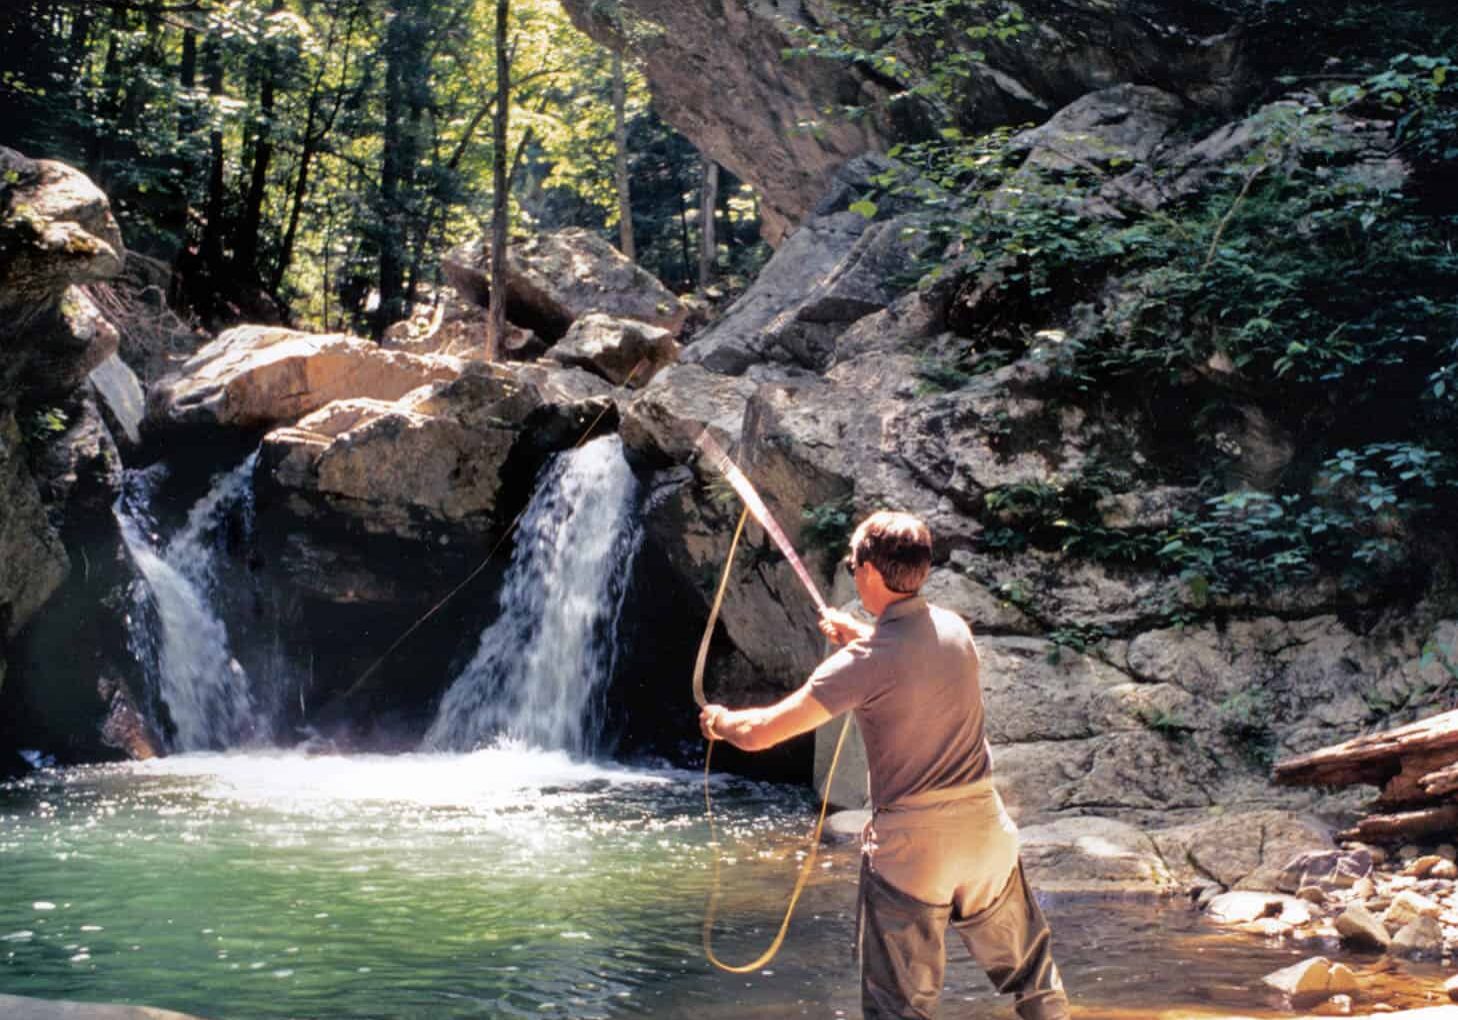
[1,752,1448,1019]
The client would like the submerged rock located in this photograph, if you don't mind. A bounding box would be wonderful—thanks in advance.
[0,993,209,1020]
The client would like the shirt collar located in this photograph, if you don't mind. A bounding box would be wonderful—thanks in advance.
[878,595,926,624]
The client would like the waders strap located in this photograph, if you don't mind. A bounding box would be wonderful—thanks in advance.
[696,502,852,974]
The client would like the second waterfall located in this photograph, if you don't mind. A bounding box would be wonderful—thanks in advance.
[423,434,643,756]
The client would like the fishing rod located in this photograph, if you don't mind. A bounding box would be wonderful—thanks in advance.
[690,428,852,975]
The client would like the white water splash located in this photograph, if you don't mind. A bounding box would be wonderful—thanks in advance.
[424,435,642,755]
[117,455,260,751]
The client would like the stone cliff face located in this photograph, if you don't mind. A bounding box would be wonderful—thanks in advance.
[560,0,1252,243]
[0,147,138,761]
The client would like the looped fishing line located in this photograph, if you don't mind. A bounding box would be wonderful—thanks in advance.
[692,482,851,975]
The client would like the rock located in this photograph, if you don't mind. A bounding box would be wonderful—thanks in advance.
[1262,956,1357,1004]
[1438,843,1456,862]
[1017,816,1175,893]
[97,676,160,760]
[88,352,145,450]
[0,411,70,639]
[1277,849,1374,893]
[1152,811,1334,891]
[682,162,903,375]
[558,2,1252,243]
[823,809,870,846]
[1404,855,1446,878]
[258,363,585,537]
[918,561,1039,636]
[382,291,544,361]
[619,363,759,468]
[547,313,678,387]
[148,325,462,431]
[443,228,686,339]
[0,993,210,1020]
[1428,859,1457,879]
[1445,973,1458,1001]
[1381,890,1441,932]
[1296,886,1327,905]
[1334,904,1392,951]
[0,148,123,305]
[1389,914,1444,959]
[1206,890,1312,925]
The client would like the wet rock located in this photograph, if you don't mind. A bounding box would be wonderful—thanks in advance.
[148,326,461,432]
[823,809,870,846]
[1262,956,1359,1005]
[1207,890,1312,925]
[1335,903,1392,951]
[1017,816,1175,893]
[443,228,686,340]
[547,313,678,388]
[1152,810,1333,891]
[0,993,209,1020]
[97,676,160,760]
[1389,915,1443,959]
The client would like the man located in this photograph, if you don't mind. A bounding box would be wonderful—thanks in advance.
[698,510,1070,1020]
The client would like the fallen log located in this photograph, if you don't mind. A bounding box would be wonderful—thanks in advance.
[1337,804,1458,843]
[1272,709,1458,798]
[1420,759,1458,798]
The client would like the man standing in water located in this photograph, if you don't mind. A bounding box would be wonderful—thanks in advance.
[698,510,1070,1020]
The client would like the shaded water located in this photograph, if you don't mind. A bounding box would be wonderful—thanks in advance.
[3,754,1448,1019]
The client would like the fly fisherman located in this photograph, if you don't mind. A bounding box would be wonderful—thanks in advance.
[698,510,1070,1020]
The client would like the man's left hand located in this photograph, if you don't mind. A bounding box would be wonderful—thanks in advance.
[699,704,728,742]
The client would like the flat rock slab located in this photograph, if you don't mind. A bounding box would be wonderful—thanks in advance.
[0,995,209,1020]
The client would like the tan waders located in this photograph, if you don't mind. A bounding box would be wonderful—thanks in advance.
[856,782,1070,1019]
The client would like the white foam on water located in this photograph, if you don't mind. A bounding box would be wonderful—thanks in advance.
[132,744,671,812]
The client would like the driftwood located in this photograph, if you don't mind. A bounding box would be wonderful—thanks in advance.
[1338,804,1458,843]
[1272,709,1458,808]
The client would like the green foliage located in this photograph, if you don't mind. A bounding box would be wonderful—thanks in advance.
[801,495,857,561]
[21,406,68,443]
[1045,623,1112,664]
[1218,687,1276,769]
[1140,708,1194,739]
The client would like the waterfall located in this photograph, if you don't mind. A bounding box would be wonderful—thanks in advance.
[117,454,262,751]
[424,435,642,756]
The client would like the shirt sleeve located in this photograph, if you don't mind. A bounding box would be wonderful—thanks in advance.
[806,638,883,717]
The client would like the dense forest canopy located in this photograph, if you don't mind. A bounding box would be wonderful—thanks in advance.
[0,0,765,339]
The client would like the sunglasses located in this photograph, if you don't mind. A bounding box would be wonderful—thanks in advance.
[842,556,858,579]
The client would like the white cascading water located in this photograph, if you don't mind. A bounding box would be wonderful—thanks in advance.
[424,435,642,756]
[116,454,261,751]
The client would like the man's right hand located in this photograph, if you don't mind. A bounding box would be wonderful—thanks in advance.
[819,608,869,645]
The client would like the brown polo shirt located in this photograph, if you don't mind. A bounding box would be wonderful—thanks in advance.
[806,596,992,809]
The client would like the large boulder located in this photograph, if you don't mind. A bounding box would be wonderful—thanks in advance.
[0,412,69,641]
[1018,815,1176,893]
[681,157,926,375]
[0,148,124,398]
[443,228,687,340]
[547,313,679,387]
[147,326,462,432]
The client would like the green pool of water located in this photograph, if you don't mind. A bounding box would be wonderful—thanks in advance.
[1,751,1448,1018]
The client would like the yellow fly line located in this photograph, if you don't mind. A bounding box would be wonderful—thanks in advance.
[691,451,852,975]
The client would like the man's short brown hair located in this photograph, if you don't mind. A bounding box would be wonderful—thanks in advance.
[851,511,932,594]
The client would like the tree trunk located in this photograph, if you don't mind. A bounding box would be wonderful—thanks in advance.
[200,32,228,275]
[612,51,634,262]
[178,26,197,139]
[486,0,510,362]
[377,0,415,338]
[698,157,718,290]
[237,0,286,277]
